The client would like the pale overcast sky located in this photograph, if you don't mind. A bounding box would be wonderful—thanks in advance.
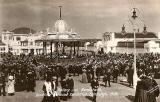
[0,0,160,38]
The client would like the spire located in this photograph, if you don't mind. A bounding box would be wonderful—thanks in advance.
[143,24,147,34]
[121,24,126,35]
[59,6,62,20]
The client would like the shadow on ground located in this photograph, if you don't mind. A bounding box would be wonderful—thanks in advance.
[118,81,133,88]
[126,95,135,102]
[85,96,93,101]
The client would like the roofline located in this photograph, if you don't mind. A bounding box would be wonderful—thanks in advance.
[36,38,101,42]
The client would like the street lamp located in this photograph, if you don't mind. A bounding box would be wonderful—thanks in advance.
[131,8,139,89]
[122,8,147,89]
[131,8,148,89]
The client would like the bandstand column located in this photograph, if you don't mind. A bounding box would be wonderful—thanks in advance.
[62,42,65,54]
[43,42,47,55]
[50,42,53,59]
[73,42,76,56]
[56,42,59,62]
[70,42,73,58]
[77,41,79,57]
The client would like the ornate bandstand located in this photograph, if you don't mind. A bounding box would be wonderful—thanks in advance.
[37,6,101,58]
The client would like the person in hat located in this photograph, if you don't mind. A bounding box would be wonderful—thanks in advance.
[42,77,54,102]
[86,67,92,83]
[112,66,119,83]
[26,69,36,92]
[103,68,111,87]
[82,68,88,83]
[7,74,15,96]
[60,77,68,101]
[0,72,6,96]
[15,69,23,92]
[52,76,57,92]
[96,65,101,81]
[91,77,99,102]
[46,67,53,80]
[134,75,149,102]
[66,75,74,99]
[147,73,159,102]
[126,66,134,87]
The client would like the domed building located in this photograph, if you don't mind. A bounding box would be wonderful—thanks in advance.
[42,6,80,40]
[38,6,100,57]
[44,19,79,40]
[55,20,68,33]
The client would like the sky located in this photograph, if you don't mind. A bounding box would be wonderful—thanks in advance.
[0,0,160,38]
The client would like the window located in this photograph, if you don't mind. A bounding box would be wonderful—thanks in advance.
[16,37,21,41]
[0,47,5,51]
[9,48,13,51]
[23,42,28,46]
[30,42,33,45]
[36,42,40,46]
[111,47,113,50]
[9,36,12,40]
[4,36,7,40]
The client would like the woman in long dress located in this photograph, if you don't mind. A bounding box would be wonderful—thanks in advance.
[134,75,149,102]
[42,77,54,102]
[15,70,23,92]
[7,74,15,96]
[82,69,88,83]
[147,74,159,102]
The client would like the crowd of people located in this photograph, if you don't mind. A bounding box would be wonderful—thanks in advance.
[0,52,160,102]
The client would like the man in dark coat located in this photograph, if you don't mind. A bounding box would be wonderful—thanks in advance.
[96,66,101,80]
[60,78,68,101]
[103,69,111,87]
[112,66,119,83]
[59,66,67,81]
[46,68,53,80]
[52,68,59,86]
[91,77,99,102]
[0,72,6,96]
[26,69,36,92]
[15,69,24,92]
[66,75,74,99]
[126,66,134,86]
[86,68,92,83]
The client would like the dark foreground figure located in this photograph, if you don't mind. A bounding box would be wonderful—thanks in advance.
[91,77,99,102]
[134,74,159,102]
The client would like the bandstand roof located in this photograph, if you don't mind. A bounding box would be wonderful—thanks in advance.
[36,38,101,47]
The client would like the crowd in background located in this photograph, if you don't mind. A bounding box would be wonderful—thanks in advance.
[0,52,160,101]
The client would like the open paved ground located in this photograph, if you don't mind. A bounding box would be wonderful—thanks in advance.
[0,75,160,102]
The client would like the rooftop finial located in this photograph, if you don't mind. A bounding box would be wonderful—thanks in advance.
[59,6,62,20]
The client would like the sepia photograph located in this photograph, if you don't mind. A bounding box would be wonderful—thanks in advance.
[0,0,160,102]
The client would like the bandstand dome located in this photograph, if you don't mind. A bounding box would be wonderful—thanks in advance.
[55,20,68,33]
